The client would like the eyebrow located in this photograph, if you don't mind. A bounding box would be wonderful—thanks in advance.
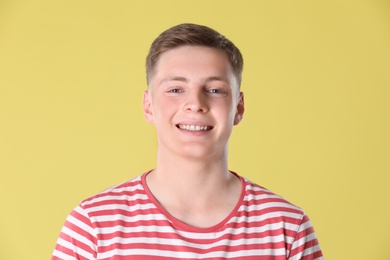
[159,76,188,85]
[159,76,229,85]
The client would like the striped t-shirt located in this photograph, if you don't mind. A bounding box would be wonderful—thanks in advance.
[52,172,323,259]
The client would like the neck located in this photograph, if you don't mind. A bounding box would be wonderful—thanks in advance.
[156,146,230,185]
[147,146,236,204]
[145,148,242,228]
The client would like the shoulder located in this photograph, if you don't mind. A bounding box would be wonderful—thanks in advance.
[239,178,323,259]
[78,173,148,213]
[241,177,305,219]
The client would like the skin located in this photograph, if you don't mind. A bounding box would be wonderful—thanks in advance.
[143,45,245,228]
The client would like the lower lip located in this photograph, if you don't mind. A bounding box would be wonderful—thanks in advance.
[177,127,211,136]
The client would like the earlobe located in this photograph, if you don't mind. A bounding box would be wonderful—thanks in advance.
[234,92,245,125]
[143,90,154,124]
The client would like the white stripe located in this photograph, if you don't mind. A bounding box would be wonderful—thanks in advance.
[86,208,301,228]
[86,201,157,213]
[95,212,169,222]
[297,218,313,231]
[289,219,315,251]
[96,222,297,241]
[86,206,302,228]
[99,233,288,249]
[290,232,317,252]
[82,178,143,202]
[61,226,95,249]
[68,211,94,234]
[89,205,302,224]
[233,210,303,223]
[82,191,147,206]
[52,249,77,260]
[101,182,143,194]
[244,181,270,191]
[245,193,287,201]
[93,212,300,229]
[303,244,322,257]
[71,206,98,246]
[85,199,302,223]
[240,201,301,211]
[55,237,95,259]
[289,242,322,260]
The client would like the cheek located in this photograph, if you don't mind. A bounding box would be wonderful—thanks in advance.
[152,99,177,121]
[157,98,175,111]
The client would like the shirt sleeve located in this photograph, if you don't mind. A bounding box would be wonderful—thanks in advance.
[51,205,98,260]
[288,214,324,260]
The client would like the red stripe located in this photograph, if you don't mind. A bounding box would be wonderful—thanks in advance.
[99,240,288,254]
[97,225,290,243]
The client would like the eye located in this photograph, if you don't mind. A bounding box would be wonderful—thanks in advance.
[167,88,182,93]
[207,88,227,96]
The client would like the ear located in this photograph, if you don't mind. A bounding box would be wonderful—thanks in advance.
[143,90,154,124]
[234,92,245,125]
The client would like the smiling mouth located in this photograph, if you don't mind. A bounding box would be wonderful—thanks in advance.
[176,124,212,131]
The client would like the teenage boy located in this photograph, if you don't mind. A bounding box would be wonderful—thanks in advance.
[52,23,323,260]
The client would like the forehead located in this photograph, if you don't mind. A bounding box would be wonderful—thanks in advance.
[152,46,238,87]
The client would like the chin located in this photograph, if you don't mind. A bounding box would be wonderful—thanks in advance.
[178,145,225,161]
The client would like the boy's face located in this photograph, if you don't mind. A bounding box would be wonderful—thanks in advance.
[143,45,244,159]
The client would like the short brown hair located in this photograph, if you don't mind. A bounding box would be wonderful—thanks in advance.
[146,23,243,87]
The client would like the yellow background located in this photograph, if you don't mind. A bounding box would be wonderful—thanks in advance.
[1,0,389,259]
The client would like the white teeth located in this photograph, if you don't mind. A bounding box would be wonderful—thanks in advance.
[179,125,209,131]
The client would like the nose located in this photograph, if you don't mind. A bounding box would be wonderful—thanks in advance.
[184,90,209,113]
